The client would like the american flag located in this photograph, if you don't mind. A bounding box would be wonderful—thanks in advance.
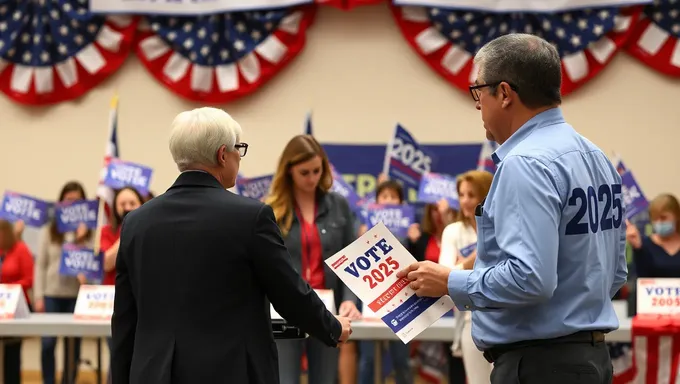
[626,0,680,77]
[477,140,497,174]
[0,2,136,105]
[390,0,643,96]
[96,93,120,221]
[133,6,315,103]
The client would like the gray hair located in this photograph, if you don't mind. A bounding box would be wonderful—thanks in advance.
[168,107,242,172]
[473,33,562,108]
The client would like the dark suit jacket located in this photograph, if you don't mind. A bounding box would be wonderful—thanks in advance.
[111,171,342,384]
[283,192,359,310]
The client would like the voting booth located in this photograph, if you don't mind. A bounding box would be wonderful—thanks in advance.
[620,278,680,383]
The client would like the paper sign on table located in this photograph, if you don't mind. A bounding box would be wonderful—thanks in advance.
[325,222,454,343]
[0,284,30,319]
[637,278,680,315]
[74,285,115,320]
[271,289,336,320]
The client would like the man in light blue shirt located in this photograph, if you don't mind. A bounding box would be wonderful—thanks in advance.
[398,33,627,384]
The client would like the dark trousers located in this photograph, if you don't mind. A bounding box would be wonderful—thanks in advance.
[3,338,22,384]
[490,340,613,384]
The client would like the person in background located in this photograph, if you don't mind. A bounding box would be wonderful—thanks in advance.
[438,170,493,384]
[265,134,361,384]
[406,199,463,383]
[0,218,34,384]
[34,181,93,384]
[145,190,155,202]
[627,194,680,278]
[99,186,145,383]
[357,179,414,384]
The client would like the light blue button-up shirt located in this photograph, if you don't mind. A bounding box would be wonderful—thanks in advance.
[447,108,628,350]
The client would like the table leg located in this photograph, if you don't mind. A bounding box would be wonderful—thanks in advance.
[65,337,75,384]
[373,341,384,384]
[97,338,102,384]
[0,339,5,382]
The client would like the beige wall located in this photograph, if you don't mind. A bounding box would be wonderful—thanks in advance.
[1,2,679,371]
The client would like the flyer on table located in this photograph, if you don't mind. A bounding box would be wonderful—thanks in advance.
[325,222,453,343]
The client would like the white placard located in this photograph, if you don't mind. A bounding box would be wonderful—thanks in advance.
[0,284,30,319]
[89,0,313,15]
[361,302,382,322]
[74,285,115,320]
[325,222,453,343]
[271,289,335,320]
[637,278,680,315]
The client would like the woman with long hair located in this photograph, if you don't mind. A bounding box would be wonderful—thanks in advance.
[34,181,93,384]
[0,218,34,384]
[439,170,494,384]
[265,134,361,384]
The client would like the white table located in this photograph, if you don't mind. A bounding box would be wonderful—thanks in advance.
[0,301,632,383]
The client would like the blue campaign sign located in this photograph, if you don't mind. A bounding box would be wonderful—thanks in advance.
[0,191,52,227]
[381,294,440,334]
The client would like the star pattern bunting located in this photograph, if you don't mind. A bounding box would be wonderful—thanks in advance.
[626,0,680,76]
[134,5,315,103]
[390,4,642,96]
[0,0,137,105]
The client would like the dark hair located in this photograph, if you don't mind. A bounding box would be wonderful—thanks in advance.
[49,181,90,244]
[110,187,146,232]
[375,180,404,204]
[145,190,155,202]
[475,33,562,109]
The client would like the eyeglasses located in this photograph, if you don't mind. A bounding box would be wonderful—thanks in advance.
[469,81,518,102]
[235,143,248,157]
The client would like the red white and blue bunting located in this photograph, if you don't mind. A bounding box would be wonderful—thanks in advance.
[0,0,676,107]
[626,0,680,76]
[134,6,315,103]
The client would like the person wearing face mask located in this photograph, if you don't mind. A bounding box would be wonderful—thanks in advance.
[627,194,680,279]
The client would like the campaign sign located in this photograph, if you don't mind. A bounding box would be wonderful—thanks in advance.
[74,285,115,320]
[330,164,362,214]
[325,222,454,343]
[636,278,680,315]
[460,243,476,258]
[59,244,104,281]
[417,173,460,210]
[621,171,648,220]
[363,204,415,239]
[383,125,435,192]
[103,159,153,196]
[54,199,99,233]
[236,174,273,201]
[0,191,51,227]
[0,284,30,319]
[271,289,335,320]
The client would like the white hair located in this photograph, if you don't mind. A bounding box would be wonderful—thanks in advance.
[168,107,242,171]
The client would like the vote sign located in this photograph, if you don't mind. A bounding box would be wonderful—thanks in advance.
[326,222,453,343]
[103,159,153,196]
[621,171,649,220]
[74,285,115,320]
[55,199,99,233]
[0,191,51,227]
[363,204,415,238]
[637,278,680,315]
[0,284,30,319]
[384,124,435,193]
[460,243,476,258]
[236,174,273,201]
[271,289,335,320]
[59,245,104,281]
[417,172,460,210]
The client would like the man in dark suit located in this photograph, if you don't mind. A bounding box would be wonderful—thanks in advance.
[111,107,353,384]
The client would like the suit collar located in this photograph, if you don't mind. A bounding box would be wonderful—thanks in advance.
[169,170,225,190]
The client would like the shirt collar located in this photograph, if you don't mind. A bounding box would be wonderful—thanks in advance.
[492,107,565,165]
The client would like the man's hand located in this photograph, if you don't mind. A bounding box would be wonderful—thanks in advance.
[338,300,361,320]
[335,316,353,344]
[397,261,451,298]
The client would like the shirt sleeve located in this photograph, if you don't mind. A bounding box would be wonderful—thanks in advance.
[448,155,562,311]
[439,223,459,268]
[100,226,118,253]
[610,220,628,298]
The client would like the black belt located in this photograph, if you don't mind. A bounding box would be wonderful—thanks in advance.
[482,330,606,363]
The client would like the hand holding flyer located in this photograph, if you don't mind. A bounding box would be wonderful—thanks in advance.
[325,222,453,343]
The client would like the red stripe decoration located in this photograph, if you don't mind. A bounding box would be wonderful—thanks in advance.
[389,5,642,97]
[625,1,680,77]
[133,6,316,104]
[624,315,680,384]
